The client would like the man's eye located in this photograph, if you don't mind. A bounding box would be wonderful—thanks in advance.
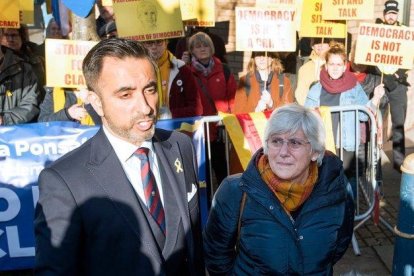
[119,93,130,99]
[145,88,157,95]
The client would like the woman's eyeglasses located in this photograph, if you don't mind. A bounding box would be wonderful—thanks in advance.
[267,137,310,151]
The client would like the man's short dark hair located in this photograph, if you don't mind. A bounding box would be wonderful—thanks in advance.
[82,38,156,93]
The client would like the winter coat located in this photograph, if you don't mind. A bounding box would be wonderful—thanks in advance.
[304,82,369,151]
[0,46,40,125]
[233,71,293,114]
[204,150,354,275]
[38,87,100,125]
[189,57,236,116]
[168,57,203,118]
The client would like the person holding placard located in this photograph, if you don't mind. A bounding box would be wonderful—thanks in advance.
[233,51,294,114]
[143,39,203,119]
[374,0,410,172]
[304,43,384,196]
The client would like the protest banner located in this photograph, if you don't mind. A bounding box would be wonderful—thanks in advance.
[19,0,34,25]
[235,6,296,52]
[299,0,346,37]
[0,0,20,29]
[354,22,414,70]
[45,39,97,88]
[180,0,215,27]
[0,118,207,271]
[322,0,374,20]
[113,0,184,41]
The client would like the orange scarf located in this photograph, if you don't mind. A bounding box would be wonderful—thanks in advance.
[258,154,318,213]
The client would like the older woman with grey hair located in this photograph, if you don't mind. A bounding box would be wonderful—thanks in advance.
[187,31,237,184]
[203,103,354,275]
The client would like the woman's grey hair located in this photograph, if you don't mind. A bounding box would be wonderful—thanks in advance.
[82,38,157,94]
[188,32,215,56]
[263,104,326,166]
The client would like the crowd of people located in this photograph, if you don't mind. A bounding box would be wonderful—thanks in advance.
[0,0,410,274]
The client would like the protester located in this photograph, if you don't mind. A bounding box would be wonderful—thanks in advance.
[98,20,118,40]
[34,38,204,275]
[233,51,294,114]
[38,87,100,125]
[143,39,202,119]
[175,27,227,64]
[187,31,236,184]
[95,0,115,32]
[204,103,354,275]
[1,26,46,101]
[373,0,409,172]
[304,42,384,195]
[0,31,40,125]
[295,37,331,105]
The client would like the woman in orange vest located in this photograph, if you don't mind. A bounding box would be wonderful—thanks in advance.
[233,52,294,114]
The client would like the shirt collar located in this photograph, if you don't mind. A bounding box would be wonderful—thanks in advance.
[103,125,154,162]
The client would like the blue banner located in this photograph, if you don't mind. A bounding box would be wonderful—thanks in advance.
[0,119,207,271]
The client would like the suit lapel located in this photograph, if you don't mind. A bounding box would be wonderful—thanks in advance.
[86,129,163,264]
[153,134,192,239]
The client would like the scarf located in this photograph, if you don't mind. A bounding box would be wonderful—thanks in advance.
[257,153,318,213]
[319,68,357,94]
[157,50,172,108]
[191,57,214,77]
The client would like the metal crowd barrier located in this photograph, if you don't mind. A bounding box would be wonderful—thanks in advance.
[201,105,392,256]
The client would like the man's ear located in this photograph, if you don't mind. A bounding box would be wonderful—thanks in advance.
[88,91,104,117]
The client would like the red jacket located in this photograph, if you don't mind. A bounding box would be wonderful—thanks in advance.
[189,57,236,116]
[168,57,203,118]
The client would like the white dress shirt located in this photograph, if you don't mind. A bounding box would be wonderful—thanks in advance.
[103,126,164,206]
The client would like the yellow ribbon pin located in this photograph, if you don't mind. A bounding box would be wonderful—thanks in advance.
[174,159,183,173]
[6,90,12,97]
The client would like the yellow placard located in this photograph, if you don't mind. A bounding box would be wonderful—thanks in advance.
[0,0,20,28]
[235,7,297,52]
[180,0,215,27]
[102,0,113,5]
[20,0,34,25]
[322,0,374,20]
[299,0,346,38]
[46,39,98,88]
[354,23,414,70]
[113,0,184,41]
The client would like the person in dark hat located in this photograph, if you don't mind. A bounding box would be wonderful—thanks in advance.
[383,0,399,25]
[98,21,118,40]
[372,0,409,172]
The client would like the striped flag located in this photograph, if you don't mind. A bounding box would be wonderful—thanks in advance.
[219,111,272,170]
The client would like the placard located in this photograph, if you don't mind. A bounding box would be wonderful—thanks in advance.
[322,0,374,20]
[299,0,346,38]
[45,39,97,88]
[354,23,414,70]
[236,6,296,52]
[113,0,184,41]
[180,0,215,27]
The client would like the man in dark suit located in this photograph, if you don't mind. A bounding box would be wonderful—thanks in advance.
[34,38,204,275]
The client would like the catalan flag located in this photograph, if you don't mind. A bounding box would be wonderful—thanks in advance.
[219,111,272,170]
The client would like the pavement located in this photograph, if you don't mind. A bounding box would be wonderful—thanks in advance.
[334,140,414,276]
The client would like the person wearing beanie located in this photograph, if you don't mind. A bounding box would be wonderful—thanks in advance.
[372,0,409,172]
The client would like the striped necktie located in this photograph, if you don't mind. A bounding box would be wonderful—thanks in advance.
[135,147,166,235]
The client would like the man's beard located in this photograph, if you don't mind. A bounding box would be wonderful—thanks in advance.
[105,113,157,146]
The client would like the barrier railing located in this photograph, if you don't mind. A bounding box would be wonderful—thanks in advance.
[201,105,391,255]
